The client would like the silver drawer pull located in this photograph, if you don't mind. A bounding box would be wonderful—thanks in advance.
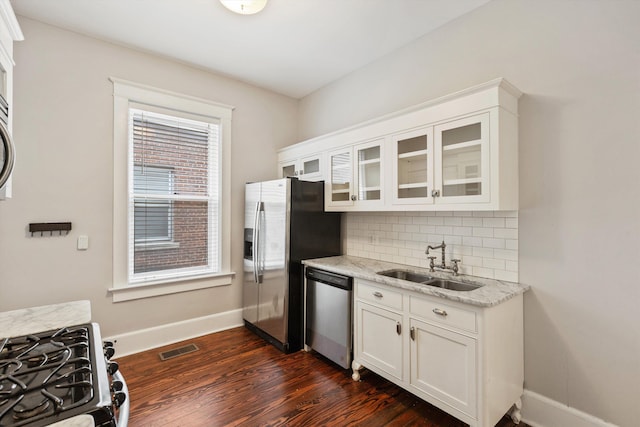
[373,291,383,298]
[432,308,448,317]
[396,321,401,335]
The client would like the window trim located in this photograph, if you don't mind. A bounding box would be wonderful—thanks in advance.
[109,78,234,302]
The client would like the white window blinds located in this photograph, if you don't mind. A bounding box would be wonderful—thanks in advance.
[128,108,220,284]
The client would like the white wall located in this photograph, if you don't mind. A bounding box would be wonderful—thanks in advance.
[299,1,640,426]
[0,18,297,337]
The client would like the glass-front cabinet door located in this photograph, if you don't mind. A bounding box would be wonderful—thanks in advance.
[300,154,322,180]
[278,153,323,181]
[327,148,353,206]
[434,113,490,204]
[280,161,297,178]
[355,139,383,205]
[392,127,434,205]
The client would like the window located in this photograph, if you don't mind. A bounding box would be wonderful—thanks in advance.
[133,165,174,244]
[111,79,234,302]
[129,110,218,281]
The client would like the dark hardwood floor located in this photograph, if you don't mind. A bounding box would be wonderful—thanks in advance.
[116,327,526,427]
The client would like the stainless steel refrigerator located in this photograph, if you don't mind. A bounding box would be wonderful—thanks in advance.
[243,178,341,353]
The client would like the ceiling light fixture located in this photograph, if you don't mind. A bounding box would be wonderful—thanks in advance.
[219,0,268,15]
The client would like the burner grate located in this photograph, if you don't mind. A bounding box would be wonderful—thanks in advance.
[158,343,199,361]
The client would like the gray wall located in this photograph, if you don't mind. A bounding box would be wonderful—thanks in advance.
[0,18,297,336]
[298,1,639,426]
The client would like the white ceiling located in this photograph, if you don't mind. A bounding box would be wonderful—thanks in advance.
[10,0,490,98]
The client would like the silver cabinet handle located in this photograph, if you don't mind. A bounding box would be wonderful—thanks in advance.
[433,308,448,317]
[351,195,357,201]
[0,122,14,190]
[431,189,440,197]
[396,321,401,335]
[373,291,383,298]
[410,326,415,341]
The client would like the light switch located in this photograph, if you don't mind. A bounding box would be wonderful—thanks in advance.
[77,235,89,250]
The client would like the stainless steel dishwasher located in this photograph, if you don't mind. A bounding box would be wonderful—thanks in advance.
[305,267,353,369]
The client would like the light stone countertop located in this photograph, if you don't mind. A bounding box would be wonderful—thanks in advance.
[47,415,95,427]
[302,255,529,307]
[0,300,91,338]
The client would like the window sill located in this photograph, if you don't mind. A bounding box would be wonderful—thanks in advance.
[134,241,180,251]
[108,271,235,302]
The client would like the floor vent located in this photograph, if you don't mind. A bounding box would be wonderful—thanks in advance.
[159,343,199,361]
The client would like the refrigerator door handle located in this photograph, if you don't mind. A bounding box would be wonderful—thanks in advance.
[253,201,260,283]
[257,202,265,282]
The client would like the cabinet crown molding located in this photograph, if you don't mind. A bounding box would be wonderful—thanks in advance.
[0,0,23,41]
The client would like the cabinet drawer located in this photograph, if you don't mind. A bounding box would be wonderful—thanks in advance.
[409,295,476,333]
[357,281,403,311]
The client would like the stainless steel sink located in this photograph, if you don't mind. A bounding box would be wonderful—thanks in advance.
[377,269,433,283]
[424,279,481,292]
[377,269,481,292]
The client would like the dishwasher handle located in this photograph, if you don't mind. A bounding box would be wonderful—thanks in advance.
[305,268,352,290]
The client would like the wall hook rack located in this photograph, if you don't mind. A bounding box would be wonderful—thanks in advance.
[29,222,72,237]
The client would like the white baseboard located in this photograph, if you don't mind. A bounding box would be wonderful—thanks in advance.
[107,308,243,358]
[522,389,619,427]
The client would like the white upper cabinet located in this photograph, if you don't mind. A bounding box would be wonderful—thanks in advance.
[279,78,522,211]
[278,152,324,181]
[327,147,353,206]
[325,138,385,210]
[434,113,490,205]
[391,127,434,205]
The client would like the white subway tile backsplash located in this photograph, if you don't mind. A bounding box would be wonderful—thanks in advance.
[473,247,494,258]
[493,249,518,261]
[483,217,505,228]
[473,227,494,237]
[462,217,484,227]
[444,217,463,226]
[345,211,519,281]
[464,256,484,267]
[482,238,505,249]
[392,224,405,232]
[419,225,437,234]
[427,216,445,226]
[472,211,495,217]
[495,270,518,282]
[405,224,420,233]
[494,228,518,239]
[453,226,473,237]
[483,258,506,270]
[435,226,454,235]
[463,236,483,247]
[472,266,495,278]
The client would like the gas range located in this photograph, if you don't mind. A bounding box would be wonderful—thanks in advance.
[0,323,128,427]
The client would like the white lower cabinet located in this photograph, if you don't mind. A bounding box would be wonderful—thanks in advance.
[352,279,524,427]
[355,301,403,381]
[409,318,477,418]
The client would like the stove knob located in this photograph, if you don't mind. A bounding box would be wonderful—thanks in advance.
[104,346,115,360]
[111,380,123,392]
[113,391,127,408]
[107,361,119,375]
[103,340,114,348]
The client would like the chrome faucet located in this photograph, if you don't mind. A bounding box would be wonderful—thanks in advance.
[425,240,461,275]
